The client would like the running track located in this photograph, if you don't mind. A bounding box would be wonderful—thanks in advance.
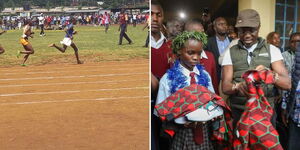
[0,59,149,150]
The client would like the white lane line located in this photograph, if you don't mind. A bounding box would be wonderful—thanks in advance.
[0,86,148,97]
[0,63,148,72]
[0,79,148,88]
[0,90,80,97]
[0,96,149,105]
[0,72,147,81]
[1,67,146,75]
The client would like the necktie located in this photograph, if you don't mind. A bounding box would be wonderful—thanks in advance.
[189,72,203,144]
[190,72,196,84]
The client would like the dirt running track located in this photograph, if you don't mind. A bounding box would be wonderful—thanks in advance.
[0,59,149,150]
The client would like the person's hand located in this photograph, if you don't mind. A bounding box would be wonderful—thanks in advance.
[211,116,223,122]
[281,109,288,127]
[255,65,268,71]
[184,122,193,128]
[236,81,250,97]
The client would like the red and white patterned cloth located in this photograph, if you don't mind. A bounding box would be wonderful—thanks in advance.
[155,84,233,147]
[234,70,283,150]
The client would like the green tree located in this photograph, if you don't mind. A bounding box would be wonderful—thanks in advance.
[102,0,123,9]
[46,1,51,10]
[0,1,4,11]
[5,0,15,8]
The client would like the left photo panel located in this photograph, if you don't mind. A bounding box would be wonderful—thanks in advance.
[0,0,150,149]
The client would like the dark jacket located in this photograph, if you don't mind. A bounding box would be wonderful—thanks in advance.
[288,43,300,116]
[206,36,232,82]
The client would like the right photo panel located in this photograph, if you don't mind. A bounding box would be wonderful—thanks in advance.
[151,0,300,149]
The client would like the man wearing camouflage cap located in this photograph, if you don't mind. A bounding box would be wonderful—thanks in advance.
[221,9,291,127]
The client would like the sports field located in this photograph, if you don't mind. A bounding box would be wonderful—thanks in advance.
[0,24,148,66]
[0,25,149,149]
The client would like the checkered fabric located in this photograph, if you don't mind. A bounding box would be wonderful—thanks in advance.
[155,85,227,121]
[233,70,283,150]
[171,124,213,150]
[155,84,233,148]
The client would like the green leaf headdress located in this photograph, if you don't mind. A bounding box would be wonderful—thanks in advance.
[171,31,207,55]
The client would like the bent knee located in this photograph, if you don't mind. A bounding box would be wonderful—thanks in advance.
[0,49,4,54]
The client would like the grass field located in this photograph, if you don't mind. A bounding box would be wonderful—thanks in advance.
[0,24,149,66]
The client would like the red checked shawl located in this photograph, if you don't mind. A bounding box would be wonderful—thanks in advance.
[233,70,283,150]
[155,84,233,147]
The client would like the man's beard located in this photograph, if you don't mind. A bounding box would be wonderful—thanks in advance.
[218,32,227,36]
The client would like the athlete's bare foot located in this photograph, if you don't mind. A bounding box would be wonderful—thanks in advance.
[77,60,83,64]
[48,43,55,47]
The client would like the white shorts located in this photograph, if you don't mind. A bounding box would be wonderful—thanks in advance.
[60,37,72,46]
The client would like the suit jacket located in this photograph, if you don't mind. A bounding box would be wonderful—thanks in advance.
[206,36,232,82]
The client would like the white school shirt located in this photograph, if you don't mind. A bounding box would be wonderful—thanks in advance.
[151,32,166,49]
[201,50,208,59]
[156,63,215,124]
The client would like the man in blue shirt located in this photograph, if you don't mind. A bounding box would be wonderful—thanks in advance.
[48,18,83,64]
[206,17,231,84]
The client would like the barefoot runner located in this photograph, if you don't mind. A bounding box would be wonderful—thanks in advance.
[48,18,83,64]
[18,20,35,66]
